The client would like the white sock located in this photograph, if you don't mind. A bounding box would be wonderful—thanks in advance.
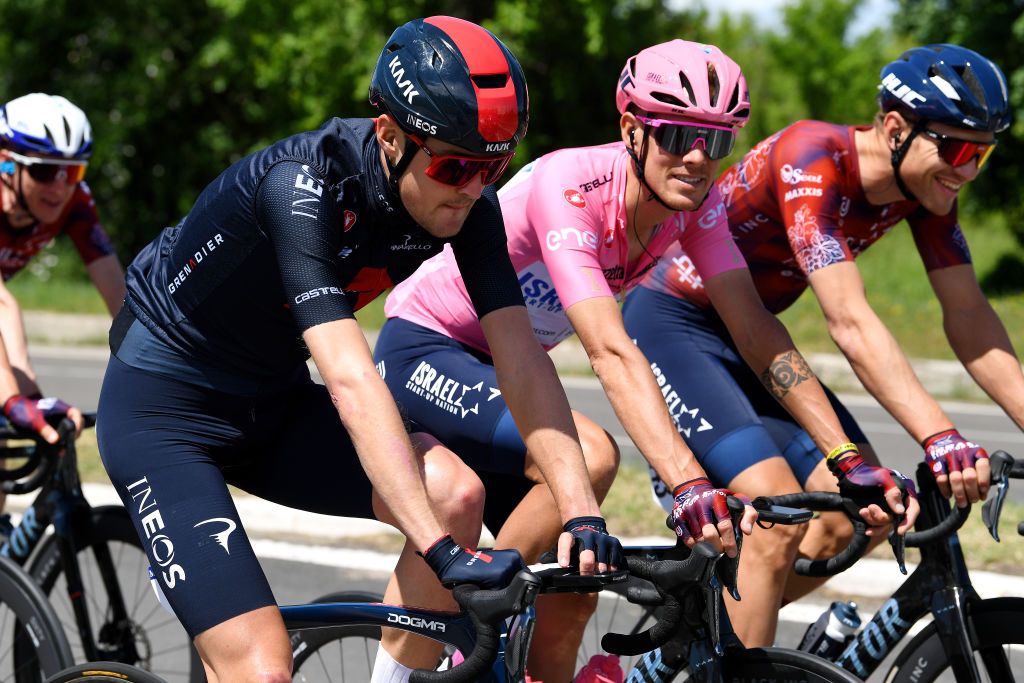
[370,644,415,683]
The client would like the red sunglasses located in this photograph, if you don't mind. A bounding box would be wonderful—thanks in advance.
[407,134,514,187]
[8,151,88,184]
[920,128,997,170]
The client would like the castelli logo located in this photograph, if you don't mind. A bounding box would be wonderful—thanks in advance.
[343,210,357,232]
[563,189,586,208]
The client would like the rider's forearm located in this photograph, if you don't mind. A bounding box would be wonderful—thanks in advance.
[589,341,704,486]
[828,309,952,443]
[495,347,602,521]
[732,316,850,453]
[325,369,446,551]
[944,301,1024,432]
[0,292,37,391]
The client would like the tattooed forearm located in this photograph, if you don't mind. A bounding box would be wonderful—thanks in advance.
[760,351,814,399]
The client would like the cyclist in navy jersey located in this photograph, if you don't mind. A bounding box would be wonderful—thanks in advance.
[98,17,620,683]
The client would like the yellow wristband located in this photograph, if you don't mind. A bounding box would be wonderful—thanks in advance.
[826,442,859,461]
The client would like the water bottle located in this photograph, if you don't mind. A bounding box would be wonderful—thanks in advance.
[798,601,861,660]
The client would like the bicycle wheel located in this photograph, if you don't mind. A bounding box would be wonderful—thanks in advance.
[289,591,383,683]
[0,554,73,682]
[28,506,199,683]
[577,576,660,674]
[886,597,1024,682]
[681,647,861,682]
[44,661,166,682]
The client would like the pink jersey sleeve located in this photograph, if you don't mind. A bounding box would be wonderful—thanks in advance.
[673,183,746,286]
[525,154,615,311]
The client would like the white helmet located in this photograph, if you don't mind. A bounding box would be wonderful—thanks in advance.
[0,93,92,159]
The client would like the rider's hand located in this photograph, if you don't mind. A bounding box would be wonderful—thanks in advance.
[828,450,918,535]
[35,397,84,438]
[3,395,59,444]
[557,516,623,575]
[419,534,525,590]
[923,428,990,507]
[667,477,756,558]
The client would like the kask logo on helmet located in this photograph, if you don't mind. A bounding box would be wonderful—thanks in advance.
[388,56,420,104]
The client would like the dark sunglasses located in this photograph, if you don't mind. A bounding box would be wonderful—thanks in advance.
[8,151,88,184]
[407,134,514,187]
[635,115,738,161]
[920,128,997,170]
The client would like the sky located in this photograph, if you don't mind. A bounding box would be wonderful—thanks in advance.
[672,0,898,39]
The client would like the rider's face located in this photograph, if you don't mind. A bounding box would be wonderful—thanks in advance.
[1,151,80,225]
[397,139,489,239]
[623,112,725,212]
[891,116,993,216]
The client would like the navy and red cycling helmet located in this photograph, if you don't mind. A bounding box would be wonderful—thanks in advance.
[369,16,529,189]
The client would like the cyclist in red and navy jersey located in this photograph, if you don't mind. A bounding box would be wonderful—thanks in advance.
[97,17,622,683]
[624,44,1016,645]
[0,95,107,457]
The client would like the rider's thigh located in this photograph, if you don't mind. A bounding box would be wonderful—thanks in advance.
[193,605,292,683]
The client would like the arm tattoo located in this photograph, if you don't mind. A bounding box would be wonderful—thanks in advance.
[760,351,814,399]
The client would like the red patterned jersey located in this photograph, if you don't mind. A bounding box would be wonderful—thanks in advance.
[641,120,971,313]
[0,182,115,281]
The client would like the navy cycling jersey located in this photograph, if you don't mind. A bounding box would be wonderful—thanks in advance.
[121,118,523,384]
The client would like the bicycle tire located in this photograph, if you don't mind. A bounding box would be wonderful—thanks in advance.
[28,506,199,683]
[289,591,383,683]
[0,554,73,682]
[885,597,1024,682]
[577,576,660,674]
[44,661,166,682]
[680,646,862,682]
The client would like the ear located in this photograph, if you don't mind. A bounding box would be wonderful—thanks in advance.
[374,114,404,164]
[620,112,639,150]
[882,111,908,150]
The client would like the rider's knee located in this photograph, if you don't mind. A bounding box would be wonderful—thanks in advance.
[575,414,620,498]
[540,592,599,629]
[811,512,855,553]
[746,523,804,573]
[420,436,485,519]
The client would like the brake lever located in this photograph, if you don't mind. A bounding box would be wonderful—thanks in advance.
[888,517,907,575]
[982,452,1012,542]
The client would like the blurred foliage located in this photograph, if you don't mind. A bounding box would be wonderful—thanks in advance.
[0,0,1018,264]
[896,0,1024,249]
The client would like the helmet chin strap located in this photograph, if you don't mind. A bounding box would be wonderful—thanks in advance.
[384,137,419,201]
[890,120,925,204]
[625,126,710,213]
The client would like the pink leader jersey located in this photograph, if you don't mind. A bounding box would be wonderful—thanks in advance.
[385,141,746,354]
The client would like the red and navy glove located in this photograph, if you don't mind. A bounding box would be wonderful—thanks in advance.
[3,395,50,433]
[563,516,623,567]
[923,429,988,480]
[667,477,748,543]
[419,534,525,589]
[828,451,917,511]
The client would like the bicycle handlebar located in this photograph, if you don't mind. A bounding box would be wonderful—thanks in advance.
[752,491,870,577]
[0,412,96,494]
[408,570,541,683]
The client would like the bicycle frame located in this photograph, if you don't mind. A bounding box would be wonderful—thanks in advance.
[0,435,132,664]
[832,463,998,681]
[281,598,537,681]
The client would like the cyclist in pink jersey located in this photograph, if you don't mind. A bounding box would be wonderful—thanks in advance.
[378,39,912,680]
[626,43,1016,645]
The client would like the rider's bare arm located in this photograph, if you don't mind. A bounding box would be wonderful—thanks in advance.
[304,318,446,551]
[482,305,603,521]
[0,278,39,396]
[705,269,849,451]
[808,261,954,442]
[930,263,1024,432]
[567,295,703,487]
[85,254,127,317]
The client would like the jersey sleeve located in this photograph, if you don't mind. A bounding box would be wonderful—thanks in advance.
[908,202,972,271]
[255,160,355,331]
[674,184,746,282]
[450,185,525,318]
[773,132,854,277]
[526,159,613,310]
[65,183,117,265]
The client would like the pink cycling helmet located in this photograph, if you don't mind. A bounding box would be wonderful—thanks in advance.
[616,40,750,127]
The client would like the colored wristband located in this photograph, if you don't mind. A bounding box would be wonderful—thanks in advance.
[826,442,859,461]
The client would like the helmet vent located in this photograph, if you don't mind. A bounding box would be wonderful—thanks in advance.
[63,117,72,145]
[677,71,696,106]
[628,57,638,78]
[707,63,721,106]
[472,74,508,89]
[42,124,55,146]
[651,92,687,108]
[727,83,740,112]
